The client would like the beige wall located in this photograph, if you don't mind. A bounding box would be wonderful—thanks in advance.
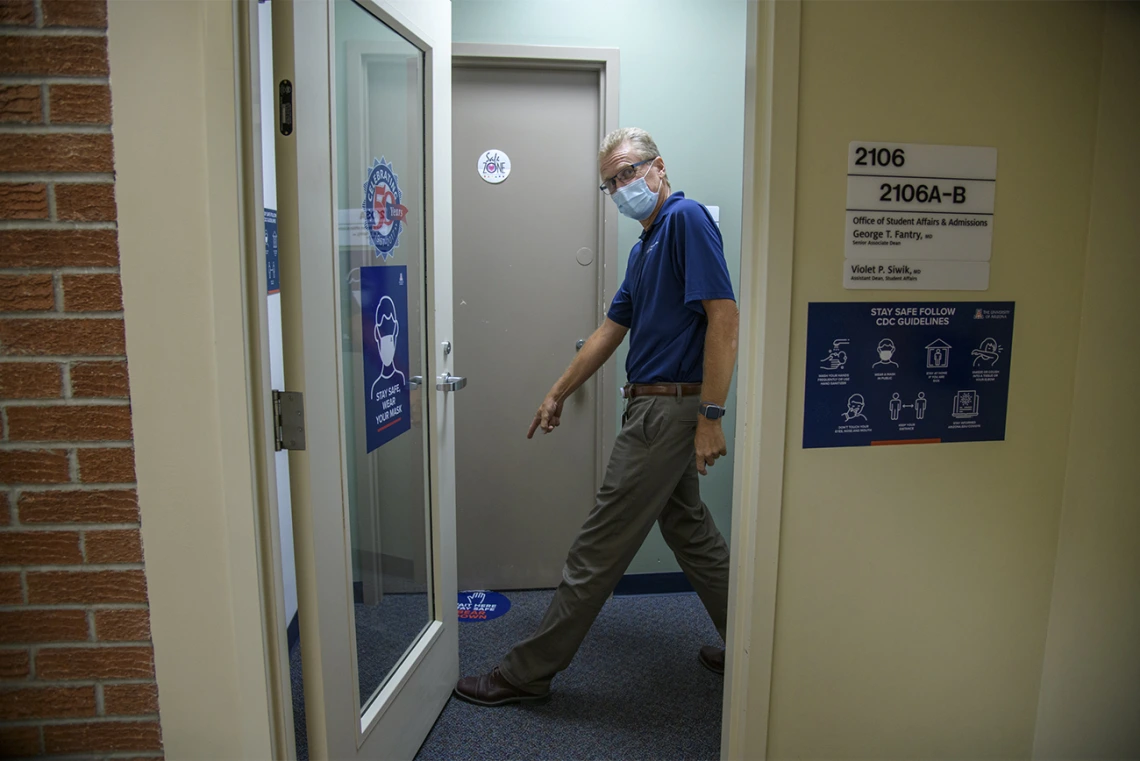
[109,1,279,757]
[1033,4,1140,759]
[755,2,1124,758]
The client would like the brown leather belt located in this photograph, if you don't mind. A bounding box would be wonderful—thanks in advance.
[621,383,702,399]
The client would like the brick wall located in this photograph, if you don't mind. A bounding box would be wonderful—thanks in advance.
[0,1,162,758]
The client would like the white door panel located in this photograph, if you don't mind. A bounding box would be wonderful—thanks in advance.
[272,0,456,757]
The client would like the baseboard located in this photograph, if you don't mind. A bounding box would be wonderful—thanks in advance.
[380,552,415,580]
[613,571,693,596]
[287,610,300,650]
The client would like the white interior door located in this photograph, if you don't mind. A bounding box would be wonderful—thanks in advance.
[272,0,457,757]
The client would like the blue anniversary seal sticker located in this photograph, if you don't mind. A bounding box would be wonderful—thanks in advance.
[362,157,409,261]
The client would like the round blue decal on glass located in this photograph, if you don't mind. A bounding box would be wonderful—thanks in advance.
[457,590,511,622]
[362,156,409,261]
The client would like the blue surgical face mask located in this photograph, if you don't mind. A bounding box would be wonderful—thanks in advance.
[611,165,660,221]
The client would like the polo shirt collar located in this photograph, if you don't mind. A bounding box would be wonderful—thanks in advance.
[639,191,686,241]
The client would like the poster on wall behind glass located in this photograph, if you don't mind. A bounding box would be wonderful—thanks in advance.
[361,265,411,453]
[264,208,279,294]
[804,301,1015,449]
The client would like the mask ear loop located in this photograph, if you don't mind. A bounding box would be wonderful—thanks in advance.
[648,158,666,194]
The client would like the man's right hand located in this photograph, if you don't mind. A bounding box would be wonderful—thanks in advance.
[524,319,628,440]
[527,396,564,439]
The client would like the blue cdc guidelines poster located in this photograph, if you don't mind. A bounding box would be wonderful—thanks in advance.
[360,265,411,453]
[804,302,1015,448]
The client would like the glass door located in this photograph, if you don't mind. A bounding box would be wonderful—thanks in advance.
[272,0,458,757]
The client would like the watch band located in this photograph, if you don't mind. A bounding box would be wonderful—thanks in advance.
[700,401,726,420]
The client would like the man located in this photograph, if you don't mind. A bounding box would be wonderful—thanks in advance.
[454,127,738,707]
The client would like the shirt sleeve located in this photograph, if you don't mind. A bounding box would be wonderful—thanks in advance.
[607,276,633,327]
[675,202,735,312]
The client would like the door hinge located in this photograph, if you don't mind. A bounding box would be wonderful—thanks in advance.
[273,390,306,451]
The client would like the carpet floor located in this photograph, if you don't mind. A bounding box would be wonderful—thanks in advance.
[290,589,724,760]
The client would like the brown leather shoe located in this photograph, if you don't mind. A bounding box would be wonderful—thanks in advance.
[453,667,550,707]
[699,645,725,675]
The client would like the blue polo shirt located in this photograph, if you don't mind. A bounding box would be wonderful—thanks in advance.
[607,192,735,384]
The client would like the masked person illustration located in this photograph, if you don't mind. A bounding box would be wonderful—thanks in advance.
[971,337,1002,367]
[843,393,868,422]
[873,338,899,368]
[370,294,405,401]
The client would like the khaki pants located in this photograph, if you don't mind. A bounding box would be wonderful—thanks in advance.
[499,394,731,693]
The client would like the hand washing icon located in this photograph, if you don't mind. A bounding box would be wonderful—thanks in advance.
[820,338,849,370]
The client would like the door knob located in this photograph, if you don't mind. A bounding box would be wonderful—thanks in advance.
[576,339,585,352]
[436,373,467,392]
[409,376,423,390]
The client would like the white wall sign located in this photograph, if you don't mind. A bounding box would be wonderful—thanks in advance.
[705,204,721,229]
[844,142,997,290]
[477,149,511,184]
[338,207,370,248]
[843,259,991,290]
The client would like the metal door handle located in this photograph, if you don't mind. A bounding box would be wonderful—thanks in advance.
[436,373,467,392]
[409,376,423,390]
[576,339,585,352]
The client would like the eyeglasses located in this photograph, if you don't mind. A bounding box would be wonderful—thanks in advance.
[599,159,655,195]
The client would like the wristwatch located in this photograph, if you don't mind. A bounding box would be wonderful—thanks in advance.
[699,401,727,421]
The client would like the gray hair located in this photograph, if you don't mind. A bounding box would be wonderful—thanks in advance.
[599,127,660,164]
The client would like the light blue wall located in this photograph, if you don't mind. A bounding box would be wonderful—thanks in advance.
[453,0,748,575]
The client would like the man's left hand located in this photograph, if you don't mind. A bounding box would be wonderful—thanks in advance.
[695,418,728,476]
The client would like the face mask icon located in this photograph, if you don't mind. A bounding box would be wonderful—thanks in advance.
[379,333,396,366]
[873,338,898,368]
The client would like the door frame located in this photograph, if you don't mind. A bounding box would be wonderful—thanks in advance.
[452,44,620,487]
[721,2,801,759]
[112,0,800,756]
[235,2,299,755]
